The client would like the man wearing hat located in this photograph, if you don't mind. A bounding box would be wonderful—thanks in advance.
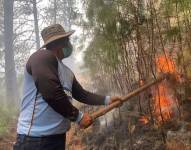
[13,24,122,150]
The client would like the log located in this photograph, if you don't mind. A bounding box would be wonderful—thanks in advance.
[90,75,167,121]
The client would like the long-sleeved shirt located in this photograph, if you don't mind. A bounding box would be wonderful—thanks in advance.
[17,49,109,137]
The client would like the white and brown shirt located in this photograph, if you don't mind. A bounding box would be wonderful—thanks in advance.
[17,49,107,137]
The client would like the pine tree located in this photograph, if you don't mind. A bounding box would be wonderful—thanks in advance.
[3,0,18,104]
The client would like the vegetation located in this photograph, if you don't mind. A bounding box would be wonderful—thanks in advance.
[0,105,17,137]
[83,0,191,96]
[1,0,191,148]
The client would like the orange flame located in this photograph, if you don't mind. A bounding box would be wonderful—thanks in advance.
[154,83,175,122]
[139,79,145,86]
[139,116,149,124]
[154,53,178,123]
[156,55,180,80]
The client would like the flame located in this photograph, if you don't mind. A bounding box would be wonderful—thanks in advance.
[154,53,178,123]
[156,55,180,80]
[156,55,175,74]
[154,83,175,122]
[139,79,145,86]
[139,116,149,124]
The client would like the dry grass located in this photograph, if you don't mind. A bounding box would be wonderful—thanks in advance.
[166,141,191,150]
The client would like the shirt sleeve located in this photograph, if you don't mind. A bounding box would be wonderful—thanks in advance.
[72,76,106,105]
[26,50,79,122]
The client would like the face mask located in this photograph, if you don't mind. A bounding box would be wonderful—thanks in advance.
[62,42,73,58]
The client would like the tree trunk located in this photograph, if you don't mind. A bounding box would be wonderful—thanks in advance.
[53,0,57,24]
[3,0,18,105]
[32,0,40,50]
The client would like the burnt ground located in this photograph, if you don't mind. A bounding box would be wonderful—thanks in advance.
[67,100,191,150]
[76,115,165,150]
[67,102,167,150]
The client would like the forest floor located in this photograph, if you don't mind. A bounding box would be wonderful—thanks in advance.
[1,101,191,150]
[66,101,191,150]
[66,103,166,150]
[0,124,16,150]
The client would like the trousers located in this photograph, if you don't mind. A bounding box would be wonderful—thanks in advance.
[13,133,66,150]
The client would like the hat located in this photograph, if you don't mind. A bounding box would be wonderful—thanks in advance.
[41,24,75,47]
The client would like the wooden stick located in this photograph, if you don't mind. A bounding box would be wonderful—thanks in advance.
[90,75,166,120]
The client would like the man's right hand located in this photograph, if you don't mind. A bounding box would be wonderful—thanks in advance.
[108,96,123,107]
[79,113,93,129]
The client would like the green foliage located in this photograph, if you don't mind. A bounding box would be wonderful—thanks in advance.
[0,108,10,136]
[164,26,180,39]
[84,33,120,75]
[0,77,19,137]
[177,0,191,12]
[84,0,131,75]
[83,0,191,95]
[161,0,191,17]
[0,105,18,137]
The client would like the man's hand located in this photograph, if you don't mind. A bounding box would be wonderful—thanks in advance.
[79,113,93,129]
[109,96,123,107]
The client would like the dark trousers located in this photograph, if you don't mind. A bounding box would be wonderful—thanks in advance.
[13,134,66,150]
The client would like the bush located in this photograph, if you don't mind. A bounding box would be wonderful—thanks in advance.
[0,105,18,137]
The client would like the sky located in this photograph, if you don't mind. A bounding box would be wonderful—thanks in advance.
[0,0,88,75]
[37,0,87,74]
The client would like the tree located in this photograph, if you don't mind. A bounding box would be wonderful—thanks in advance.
[3,0,18,104]
[13,0,43,71]
[0,0,4,69]
[32,0,40,49]
[44,0,78,30]
[83,0,191,107]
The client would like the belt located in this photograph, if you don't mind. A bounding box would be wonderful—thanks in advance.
[17,133,66,142]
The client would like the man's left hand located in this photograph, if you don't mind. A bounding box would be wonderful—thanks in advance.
[79,113,93,129]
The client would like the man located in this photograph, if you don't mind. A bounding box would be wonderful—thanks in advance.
[13,24,122,150]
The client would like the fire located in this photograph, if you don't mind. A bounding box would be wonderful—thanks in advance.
[154,53,178,123]
[139,79,145,86]
[156,55,180,80]
[156,55,175,74]
[139,116,149,125]
[153,83,175,123]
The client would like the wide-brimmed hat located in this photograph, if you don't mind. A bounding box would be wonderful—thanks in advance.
[41,24,75,47]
